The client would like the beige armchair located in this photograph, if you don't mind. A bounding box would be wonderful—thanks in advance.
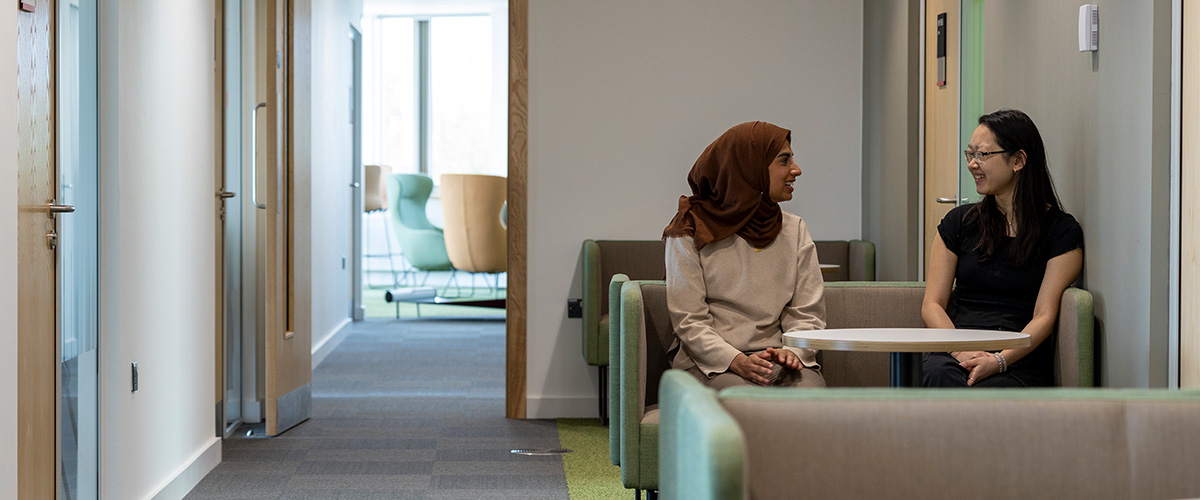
[440,174,507,292]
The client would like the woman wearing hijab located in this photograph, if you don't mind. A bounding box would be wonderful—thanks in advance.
[663,121,826,389]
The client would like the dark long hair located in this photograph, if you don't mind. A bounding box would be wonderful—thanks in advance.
[967,109,1061,267]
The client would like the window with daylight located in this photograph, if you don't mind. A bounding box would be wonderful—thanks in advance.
[363,13,507,185]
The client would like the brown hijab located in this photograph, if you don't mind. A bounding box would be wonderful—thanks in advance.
[662,121,791,249]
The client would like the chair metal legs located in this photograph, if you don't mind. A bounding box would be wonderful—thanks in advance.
[363,210,399,288]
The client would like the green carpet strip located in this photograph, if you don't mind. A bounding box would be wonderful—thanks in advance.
[558,418,627,499]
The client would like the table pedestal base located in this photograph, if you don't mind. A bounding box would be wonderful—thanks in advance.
[890,352,922,387]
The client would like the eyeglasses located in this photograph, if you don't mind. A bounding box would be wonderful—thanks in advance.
[963,150,1012,164]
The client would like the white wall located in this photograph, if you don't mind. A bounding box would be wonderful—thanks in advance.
[525,0,864,416]
[102,1,220,497]
[306,0,364,356]
[1,5,18,498]
[862,0,920,281]
[984,0,1173,387]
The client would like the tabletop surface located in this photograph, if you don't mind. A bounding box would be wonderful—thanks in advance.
[783,327,1030,352]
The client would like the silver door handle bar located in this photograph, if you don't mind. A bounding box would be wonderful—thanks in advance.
[251,102,267,209]
[47,203,76,214]
[935,197,958,204]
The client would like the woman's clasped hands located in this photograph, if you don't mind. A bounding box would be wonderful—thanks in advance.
[953,351,1003,386]
[730,347,801,386]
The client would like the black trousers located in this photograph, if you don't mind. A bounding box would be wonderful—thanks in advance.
[922,352,1051,388]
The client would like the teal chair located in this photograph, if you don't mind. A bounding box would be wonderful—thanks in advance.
[386,174,453,276]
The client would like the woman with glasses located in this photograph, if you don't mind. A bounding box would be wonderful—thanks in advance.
[663,121,826,389]
[922,109,1084,388]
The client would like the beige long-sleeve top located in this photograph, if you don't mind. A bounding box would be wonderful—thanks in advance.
[666,211,826,376]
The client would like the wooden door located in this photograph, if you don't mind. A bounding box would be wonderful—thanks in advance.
[16,1,57,497]
[924,0,960,275]
[260,0,310,436]
[1182,0,1200,388]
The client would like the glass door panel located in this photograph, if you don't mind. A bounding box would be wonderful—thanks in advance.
[57,0,99,498]
[224,0,245,434]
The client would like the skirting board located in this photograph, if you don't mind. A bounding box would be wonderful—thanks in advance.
[312,318,353,369]
[147,437,221,500]
[525,396,600,419]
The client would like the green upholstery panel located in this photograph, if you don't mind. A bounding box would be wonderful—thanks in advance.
[618,280,669,490]
[608,274,629,466]
[1055,287,1095,387]
[581,240,665,366]
[659,371,744,500]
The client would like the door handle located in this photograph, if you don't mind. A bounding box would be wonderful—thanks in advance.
[44,200,72,250]
[46,203,76,214]
[349,182,360,188]
[250,102,267,210]
[217,191,236,199]
[935,197,958,204]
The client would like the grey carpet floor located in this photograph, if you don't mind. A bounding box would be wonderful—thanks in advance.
[185,318,569,500]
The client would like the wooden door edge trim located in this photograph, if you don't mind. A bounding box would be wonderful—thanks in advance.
[506,0,527,419]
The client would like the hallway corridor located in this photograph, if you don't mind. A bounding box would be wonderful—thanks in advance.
[184,318,568,499]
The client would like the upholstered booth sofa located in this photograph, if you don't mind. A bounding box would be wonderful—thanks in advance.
[613,280,1095,498]
[584,239,879,426]
[659,370,1200,500]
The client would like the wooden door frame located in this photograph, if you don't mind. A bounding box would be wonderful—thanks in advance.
[1180,0,1197,388]
[921,0,961,277]
[506,0,527,418]
[214,0,227,438]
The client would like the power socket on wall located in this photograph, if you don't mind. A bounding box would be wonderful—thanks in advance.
[566,299,582,318]
[131,362,139,392]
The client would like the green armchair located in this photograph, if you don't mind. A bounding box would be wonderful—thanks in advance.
[581,240,665,427]
[386,174,452,272]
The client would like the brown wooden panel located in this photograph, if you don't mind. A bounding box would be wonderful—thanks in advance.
[263,0,311,436]
[923,0,959,276]
[1182,0,1200,389]
[506,0,528,419]
[16,2,56,498]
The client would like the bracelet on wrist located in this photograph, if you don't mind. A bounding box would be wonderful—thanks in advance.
[993,352,1007,372]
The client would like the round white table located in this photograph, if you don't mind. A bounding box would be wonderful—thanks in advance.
[783,328,1030,387]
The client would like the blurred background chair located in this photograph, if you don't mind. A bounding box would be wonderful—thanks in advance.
[386,173,454,288]
[362,165,403,287]
[813,239,875,281]
[440,174,507,296]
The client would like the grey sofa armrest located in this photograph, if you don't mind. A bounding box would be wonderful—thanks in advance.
[847,239,875,281]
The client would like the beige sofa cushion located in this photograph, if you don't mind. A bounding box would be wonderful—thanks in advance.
[718,391,1200,500]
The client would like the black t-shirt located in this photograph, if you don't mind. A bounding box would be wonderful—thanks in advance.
[938,204,1084,372]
